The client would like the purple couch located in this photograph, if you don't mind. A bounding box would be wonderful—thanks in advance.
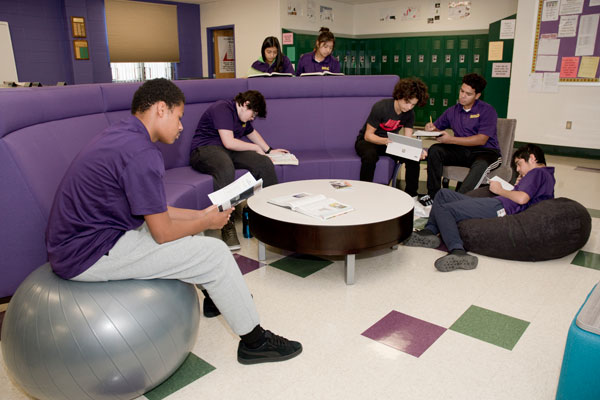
[0,75,399,298]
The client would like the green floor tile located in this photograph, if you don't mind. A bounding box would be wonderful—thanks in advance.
[450,305,530,351]
[144,353,215,400]
[270,253,333,278]
[586,208,600,218]
[571,250,600,270]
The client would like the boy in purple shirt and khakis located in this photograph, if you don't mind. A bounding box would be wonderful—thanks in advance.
[404,144,555,272]
[46,79,302,365]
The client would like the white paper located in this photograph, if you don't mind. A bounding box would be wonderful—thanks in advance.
[538,37,560,55]
[542,0,560,21]
[591,0,600,6]
[543,72,560,92]
[559,15,579,37]
[559,0,584,15]
[447,1,471,19]
[218,36,235,73]
[536,55,559,71]
[208,172,262,209]
[500,19,516,39]
[528,73,544,92]
[576,13,599,56]
[489,176,514,191]
[492,62,512,78]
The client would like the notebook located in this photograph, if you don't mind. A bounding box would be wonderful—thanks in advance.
[386,132,422,162]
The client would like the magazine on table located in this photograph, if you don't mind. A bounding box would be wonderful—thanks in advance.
[208,172,263,211]
[299,71,344,77]
[268,192,354,220]
[329,180,353,190]
[267,152,299,165]
[248,72,294,78]
[412,130,443,138]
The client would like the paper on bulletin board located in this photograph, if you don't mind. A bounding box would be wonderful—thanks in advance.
[538,35,560,55]
[560,57,579,77]
[488,41,504,61]
[282,32,293,45]
[536,55,558,71]
[528,73,544,91]
[578,56,599,78]
[492,62,511,78]
[543,72,560,92]
[500,19,516,39]
[542,0,559,21]
[558,14,578,37]
[575,13,599,56]
[558,0,583,15]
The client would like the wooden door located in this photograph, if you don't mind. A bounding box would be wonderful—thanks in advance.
[213,29,235,79]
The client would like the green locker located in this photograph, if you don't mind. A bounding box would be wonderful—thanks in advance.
[392,38,403,76]
[380,38,392,75]
[403,38,418,78]
[415,37,430,80]
[471,35,487,77]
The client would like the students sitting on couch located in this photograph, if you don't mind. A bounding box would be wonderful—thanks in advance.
[403,143,555,272]
[354,77,429,197]
[190,90,289,250]
[296,27,340,75]
[46,79,302,365]
[248,36,295,76]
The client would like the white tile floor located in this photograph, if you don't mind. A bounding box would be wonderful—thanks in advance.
[1,154,599,400]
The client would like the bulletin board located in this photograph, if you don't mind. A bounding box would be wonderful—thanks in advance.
[531,0,600,83]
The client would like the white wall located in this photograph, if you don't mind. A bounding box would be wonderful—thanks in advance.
[200,0,281,78]
[508,0,600,150]
[279,0,355,35]
[353,0,517,35]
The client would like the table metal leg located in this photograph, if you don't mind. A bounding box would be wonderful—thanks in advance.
[345,254,355,285]
[258,240,266,261]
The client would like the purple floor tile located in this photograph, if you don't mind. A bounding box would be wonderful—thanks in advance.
[234,254,265,275]
[362,310,447,357]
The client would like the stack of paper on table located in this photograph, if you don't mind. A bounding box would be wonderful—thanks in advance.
[268,192,353,220]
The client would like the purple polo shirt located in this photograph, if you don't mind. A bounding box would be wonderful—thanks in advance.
[191,100,254,150]
[252,55,295,74]
[46,116,167,279]
[295,52,341,75]
[497,166,555,215]
[434,100,499,151]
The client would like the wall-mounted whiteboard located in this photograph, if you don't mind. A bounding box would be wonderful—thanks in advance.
[0,21,19,83]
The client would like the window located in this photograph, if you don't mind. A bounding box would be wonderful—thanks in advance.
[110,62,174,83]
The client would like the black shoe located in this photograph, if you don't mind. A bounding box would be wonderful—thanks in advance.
[434,252,478,272]
[418,194,433,206]
[237,330,302,365]
[221,221,241,251]
[403,229,441,248]
[203,296,221,318]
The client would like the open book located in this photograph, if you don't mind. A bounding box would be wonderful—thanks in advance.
[268,192,354,220]
[412,130,442,138]
[488,176,514,191]
[299,71,344,77]
[248,72,293,78]
[208,172,263,211]
[267,152,299,165]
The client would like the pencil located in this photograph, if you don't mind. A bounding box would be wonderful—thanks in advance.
[429,116,433,124]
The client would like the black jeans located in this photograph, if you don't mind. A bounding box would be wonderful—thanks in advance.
[355,138,420,197]
[190,145,278,191]
[426,143,501,199]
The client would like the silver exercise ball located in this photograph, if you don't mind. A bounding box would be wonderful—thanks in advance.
[1,263,200,400]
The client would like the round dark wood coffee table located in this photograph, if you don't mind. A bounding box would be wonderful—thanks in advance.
[247,179,414,284]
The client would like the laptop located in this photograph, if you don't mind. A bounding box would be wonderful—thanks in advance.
[386,132,422,162]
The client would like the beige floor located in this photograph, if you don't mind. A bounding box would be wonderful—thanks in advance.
[1,154,599,400]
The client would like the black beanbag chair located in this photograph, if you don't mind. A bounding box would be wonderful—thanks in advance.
[458,197,591,261]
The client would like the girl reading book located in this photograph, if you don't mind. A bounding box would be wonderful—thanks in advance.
[295,27,341,76]
[248,36,295,76]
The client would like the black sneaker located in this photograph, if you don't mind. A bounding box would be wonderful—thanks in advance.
[434,253,478,272]
[238,330,302,365]
[203,296,221,318]
[221,221,241,251]
[418,194,433,206]
[403,229,441,248]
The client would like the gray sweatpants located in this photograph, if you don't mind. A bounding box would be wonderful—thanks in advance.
[73,223,260,336]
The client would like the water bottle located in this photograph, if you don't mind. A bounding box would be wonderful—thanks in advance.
[242,206,252,238]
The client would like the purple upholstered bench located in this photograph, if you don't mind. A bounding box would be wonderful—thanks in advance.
[0,75,399,299]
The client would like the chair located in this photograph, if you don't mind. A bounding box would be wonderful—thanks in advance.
[441,118,517,189]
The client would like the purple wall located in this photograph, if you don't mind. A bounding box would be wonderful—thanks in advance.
[0,0,202,85]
